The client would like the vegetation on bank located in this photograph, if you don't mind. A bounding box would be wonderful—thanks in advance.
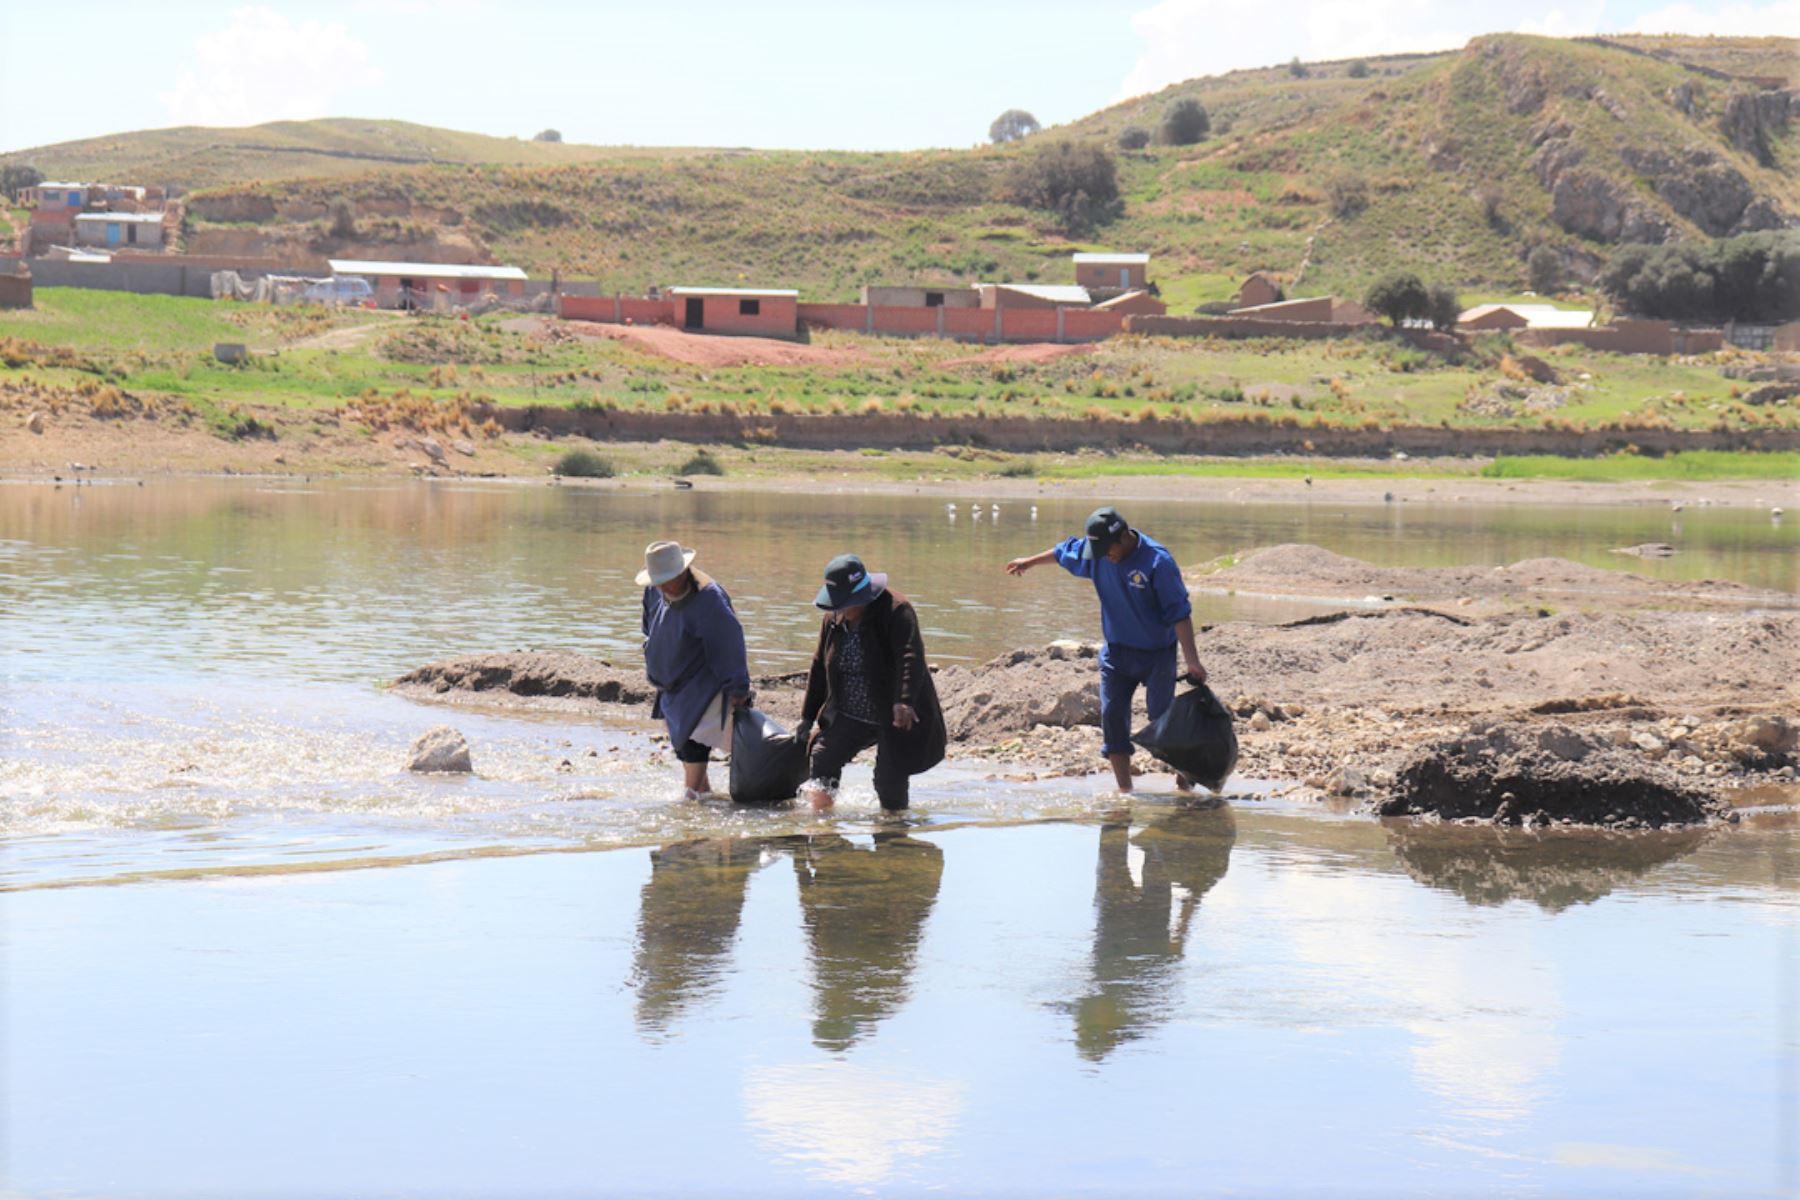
[1,291,1795,467]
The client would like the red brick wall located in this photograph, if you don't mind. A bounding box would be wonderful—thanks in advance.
[798,303,867,330]
[1061,310,1125,340]
[620,297,674,324]
[1125,315,1371,339]
[1001,309,1059,340]
[1236,275,1280,307]
[1774,322,1800,353]
[1518,319,1675,354]
[0,271,31,309]
[943,308,997,339]
[1232,296,1336,322]
[871,305,940,335]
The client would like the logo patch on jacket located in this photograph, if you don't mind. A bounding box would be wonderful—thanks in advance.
[1127,569,1149,589]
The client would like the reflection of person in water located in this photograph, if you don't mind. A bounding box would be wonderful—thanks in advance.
[630,838,765,1036]
[1386,824,1710,913]
[1074,803,1236,1062]
[790,831,945,1052]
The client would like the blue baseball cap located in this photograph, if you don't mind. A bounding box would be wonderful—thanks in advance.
[816,553,888,610]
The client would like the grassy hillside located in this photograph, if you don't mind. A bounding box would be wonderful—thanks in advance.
[0,118,683,191]
[3,37,1794,306]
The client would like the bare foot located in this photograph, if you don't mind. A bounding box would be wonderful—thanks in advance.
[804,787,835,812]
[1174,772,1194,793]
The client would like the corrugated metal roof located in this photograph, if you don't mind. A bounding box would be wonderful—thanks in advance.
[1072,252,1150,264]
[989,283,1092,304]
[668,286,800,297]
[1459,303,1594,329]
[74,211,165,223]
[327,259,529,281]
[39,181,87,190]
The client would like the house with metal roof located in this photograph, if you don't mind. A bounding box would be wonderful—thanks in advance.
[1073,252,1151,291]
[977,283,1094,309]
[1457,303,1595,332]
[74,211,166,251]
[327,259,529,309]
[668,286,800,336]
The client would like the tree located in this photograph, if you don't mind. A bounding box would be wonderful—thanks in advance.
[1347,60,1371,79]
[1117,126,1151,151]
[1159,98,1210,146]
[1598,231,1800,323]
[1527,244,1562,294]
[533,128,563,143]
[1477,184,1505,228]
[1003,141,1120,233]
[1364,272,1431,326]
[989,109,1041,145]
[1288,56,1310,79]
[328,196,356,240]
[0,164,44,200]
[1426,282,1461,331]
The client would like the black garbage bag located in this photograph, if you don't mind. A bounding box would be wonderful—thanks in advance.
[729,706,809,803]
[1132,684,1238,793]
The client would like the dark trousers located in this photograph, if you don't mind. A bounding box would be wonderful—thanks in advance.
[809,716,910,810]
[1099,642,1177,758]
[674,739,712,764]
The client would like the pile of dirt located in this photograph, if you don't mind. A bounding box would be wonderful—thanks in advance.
[556,320,871,368]
[1199,543,1794,610]
[396,652,656,705]
[932,641,1102,743]
[1380,720,1730,829]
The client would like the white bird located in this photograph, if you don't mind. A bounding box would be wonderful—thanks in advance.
[1773,507,1784,518]
[1030,506,1039,520]
[947,502,958,511]
[990,504,999,513]
[1670,502,1684,512]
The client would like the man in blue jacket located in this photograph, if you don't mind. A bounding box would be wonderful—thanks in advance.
[640,540,751,800]
[1005,507,1207,793]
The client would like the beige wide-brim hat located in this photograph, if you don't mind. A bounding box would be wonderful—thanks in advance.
[636,540,698,587]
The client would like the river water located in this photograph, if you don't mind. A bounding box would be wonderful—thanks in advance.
[3,478,1795,1196]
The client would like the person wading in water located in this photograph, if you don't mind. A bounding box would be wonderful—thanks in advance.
[798,554,946,812]
[1005,507,1207,793]
[639,540,750,800]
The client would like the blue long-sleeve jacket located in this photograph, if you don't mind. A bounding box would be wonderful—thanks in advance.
[1054,530,1192,651]
[641,571,751,747]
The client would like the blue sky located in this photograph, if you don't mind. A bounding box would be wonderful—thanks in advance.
[1,0,1793,154]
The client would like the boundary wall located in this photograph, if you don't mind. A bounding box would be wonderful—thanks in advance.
[558,295,1126,342]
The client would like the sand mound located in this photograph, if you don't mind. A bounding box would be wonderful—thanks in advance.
[1202,544,1794,609]
[558,320,871,368]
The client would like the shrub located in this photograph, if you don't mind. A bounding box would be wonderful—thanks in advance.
[1477,184,1504,228]
[1347,60,1370,78]
[1003,141,1120,232]
[676,449,723,476]
[533,128,562,142]
[328,196,356,240]
[997,458,1037,477]
[1117,126,1151,150]
[1364,272,1430,326]
[989,108,1041,144]
[1528,244,1563,294]
[1323,171,1369,218]
[1158,98,1210,146]
[554,449,614,478]
[1288,56,1310,78]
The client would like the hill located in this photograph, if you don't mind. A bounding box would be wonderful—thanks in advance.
[3,35,1794,305]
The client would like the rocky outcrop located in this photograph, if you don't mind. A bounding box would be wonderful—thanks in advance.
[396,651,658,705]
[1720,88,1795,166]
[1619,145,1780,237]
[1550,169,1671,244]
[408,725,473,773]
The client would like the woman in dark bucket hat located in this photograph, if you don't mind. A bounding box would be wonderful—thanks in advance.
[639,539,751,799]
[798,554,946,811]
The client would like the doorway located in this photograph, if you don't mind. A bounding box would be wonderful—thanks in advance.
[684,297,704,329]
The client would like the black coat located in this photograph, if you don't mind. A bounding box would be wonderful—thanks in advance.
[800,589,946,776]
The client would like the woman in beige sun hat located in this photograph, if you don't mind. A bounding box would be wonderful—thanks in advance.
[639,540,751,799]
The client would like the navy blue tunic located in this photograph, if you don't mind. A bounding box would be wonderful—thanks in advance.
[641,574,751,748]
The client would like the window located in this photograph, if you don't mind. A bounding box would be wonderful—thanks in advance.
[127,224,138,244]
[925,291,944,307]
[739,298,760,316]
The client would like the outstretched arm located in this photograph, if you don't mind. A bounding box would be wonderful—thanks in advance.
[1173,617,1206,684]
[1004,547,1059,576]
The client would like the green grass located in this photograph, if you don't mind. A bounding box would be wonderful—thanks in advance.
[1480,451,1800,481]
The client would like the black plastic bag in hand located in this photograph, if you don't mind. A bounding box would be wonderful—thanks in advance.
[1132,683,1238,793]
[729,706,809,803]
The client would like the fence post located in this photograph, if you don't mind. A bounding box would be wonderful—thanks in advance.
[1056,307,1065,344]
[937,306,945,339]
[865,305,874,335]
[993,306,1002,344]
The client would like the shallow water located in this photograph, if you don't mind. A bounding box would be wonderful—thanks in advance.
[3,478,1796,1194]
